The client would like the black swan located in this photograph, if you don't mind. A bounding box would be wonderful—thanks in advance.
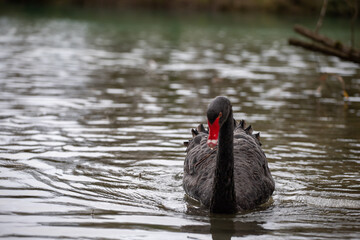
[183,96,275,213]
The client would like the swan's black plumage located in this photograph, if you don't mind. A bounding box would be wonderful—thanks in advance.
[183,96,275,213]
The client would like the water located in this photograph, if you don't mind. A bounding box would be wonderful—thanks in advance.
[0,8,360,239]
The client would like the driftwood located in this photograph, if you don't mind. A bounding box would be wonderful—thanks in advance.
[288,25,360,63]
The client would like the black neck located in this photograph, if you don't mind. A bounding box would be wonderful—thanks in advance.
[210,109,237,213]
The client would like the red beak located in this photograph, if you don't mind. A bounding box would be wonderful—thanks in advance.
[207,116,220,148]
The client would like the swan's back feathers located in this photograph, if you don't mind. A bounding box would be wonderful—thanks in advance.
[183,119,274,210]
[235,119,262,146]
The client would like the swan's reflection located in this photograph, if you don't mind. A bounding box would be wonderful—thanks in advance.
[182,205,270,239]
[210,216,269,240]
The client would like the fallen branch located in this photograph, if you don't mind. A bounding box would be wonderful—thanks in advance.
[293,25,357,55]
[289,25,360,64]
[288,38,360,63]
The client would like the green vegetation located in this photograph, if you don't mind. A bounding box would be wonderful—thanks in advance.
[0,0,357,16]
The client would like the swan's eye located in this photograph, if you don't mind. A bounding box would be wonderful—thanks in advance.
[218,112,223,118]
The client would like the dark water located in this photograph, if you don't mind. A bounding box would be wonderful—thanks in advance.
[0,9,360,239]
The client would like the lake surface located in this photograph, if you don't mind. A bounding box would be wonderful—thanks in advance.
[0,8,360,239]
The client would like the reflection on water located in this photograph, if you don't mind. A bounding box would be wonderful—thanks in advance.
[0,9,360,239]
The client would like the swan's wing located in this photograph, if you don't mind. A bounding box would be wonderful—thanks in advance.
[183,126,217,206]
[233,131,275,210]
[184,131,215,175]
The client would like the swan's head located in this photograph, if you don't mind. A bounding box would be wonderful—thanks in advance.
[206,96,232,148]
